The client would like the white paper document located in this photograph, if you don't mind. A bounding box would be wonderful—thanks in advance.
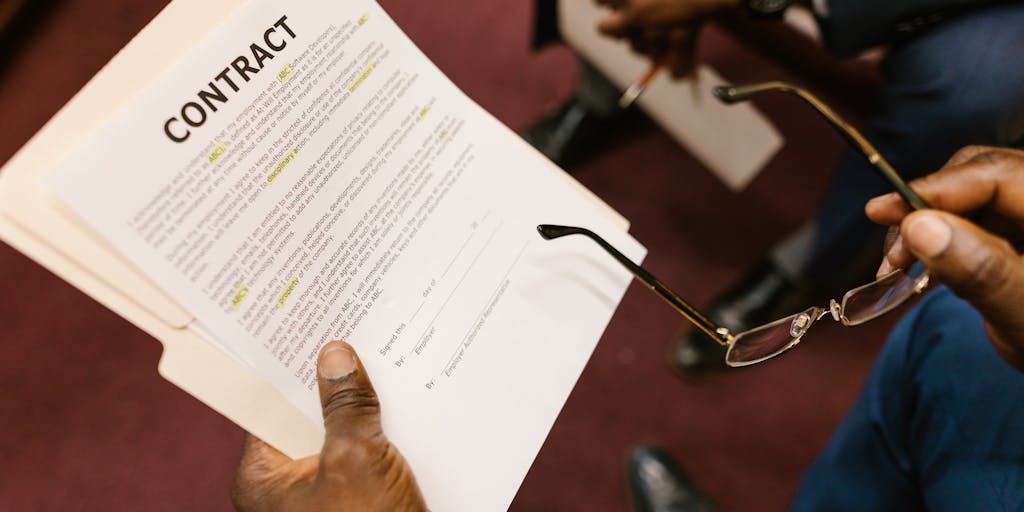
[46,1,645,510]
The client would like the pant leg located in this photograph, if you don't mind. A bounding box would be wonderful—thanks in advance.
[792,3,1024,286]
[791,288,1024,511]
[532,0,560,49]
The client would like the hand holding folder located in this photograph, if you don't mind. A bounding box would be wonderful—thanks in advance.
[0,2,643,510]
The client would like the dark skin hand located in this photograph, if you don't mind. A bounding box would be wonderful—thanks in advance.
[595,0,739,77]
[232,341,427,511]
[866,146,1024,371]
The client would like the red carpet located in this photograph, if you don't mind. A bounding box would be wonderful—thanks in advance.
[0,1,899,510]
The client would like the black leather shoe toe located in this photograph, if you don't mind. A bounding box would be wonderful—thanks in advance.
[522,98,621,168]
[627,446,716,512]
[669,330,728,381]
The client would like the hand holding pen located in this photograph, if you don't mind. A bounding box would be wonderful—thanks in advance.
[618,60,665,108]
[598,0,738,107]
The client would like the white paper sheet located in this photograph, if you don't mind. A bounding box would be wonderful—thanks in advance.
[46,1,646,510]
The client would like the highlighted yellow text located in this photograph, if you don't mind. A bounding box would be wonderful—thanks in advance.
[268,148,298,184]
[208,142,228,163]
[277,64,294,84]
[231,285,249,311]
[277,277,299,307]
[348,63,376,93]
[417,105,432,121]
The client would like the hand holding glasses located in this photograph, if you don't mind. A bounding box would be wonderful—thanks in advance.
[539,81,932,367]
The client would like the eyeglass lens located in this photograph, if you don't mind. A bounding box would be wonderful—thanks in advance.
[725,307,821,366]
[725,267,928,366]
[840,266,929,326]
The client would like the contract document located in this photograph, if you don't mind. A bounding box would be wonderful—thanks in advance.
[41,0,646,510]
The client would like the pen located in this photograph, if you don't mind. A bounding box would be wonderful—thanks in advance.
[618,61,664,109]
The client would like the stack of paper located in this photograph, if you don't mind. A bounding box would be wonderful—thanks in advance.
[0,1,645,510]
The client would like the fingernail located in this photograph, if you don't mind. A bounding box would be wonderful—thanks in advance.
[876,258,892,279]
[885,236,904,261]
[890,234,903,253]
[320,346,357,380]
[905,214,952,258]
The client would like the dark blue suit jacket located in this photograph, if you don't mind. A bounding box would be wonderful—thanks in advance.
[533,0,1008,56]
[819,0,1005,55]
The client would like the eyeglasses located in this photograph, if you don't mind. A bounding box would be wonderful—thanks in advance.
[538,81,932,367]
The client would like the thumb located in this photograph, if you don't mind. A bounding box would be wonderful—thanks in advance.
[316,341,384,453]
[902,211,1024,366]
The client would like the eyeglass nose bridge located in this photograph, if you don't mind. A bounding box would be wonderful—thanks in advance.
[794,302,842,339]
[828,299,842,322]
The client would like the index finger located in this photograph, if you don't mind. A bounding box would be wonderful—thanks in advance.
[597,10,637,37]
[665,27,696,78]
[866,146,1024,225]
[237,434,292,475]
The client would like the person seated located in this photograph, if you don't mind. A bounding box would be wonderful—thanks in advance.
[527,0,1024,378]
[234,145,1024,511]
[629,146,1024,511]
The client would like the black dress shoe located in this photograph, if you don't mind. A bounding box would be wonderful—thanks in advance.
[521,98,621,168]
[627,447,717,512]
[670,262,811,379]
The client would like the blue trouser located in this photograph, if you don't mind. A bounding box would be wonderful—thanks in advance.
[791,288,1024,510]
[796,2,1024,286]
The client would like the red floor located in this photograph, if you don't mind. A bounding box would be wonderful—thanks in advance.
[0,1,899,510]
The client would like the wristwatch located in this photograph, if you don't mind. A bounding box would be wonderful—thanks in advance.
[742,0,796,18]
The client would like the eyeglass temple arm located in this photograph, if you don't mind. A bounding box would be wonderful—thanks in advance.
[713,81,929,211]
[536,225,731,345]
